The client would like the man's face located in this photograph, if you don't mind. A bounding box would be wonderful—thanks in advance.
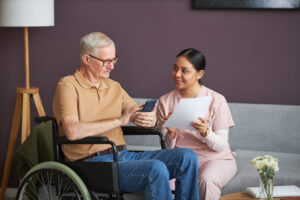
[87,43,116,81]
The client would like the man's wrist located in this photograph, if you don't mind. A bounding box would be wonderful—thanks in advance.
[117,118,123,127]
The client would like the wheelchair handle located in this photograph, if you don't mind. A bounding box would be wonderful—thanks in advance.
[34,116,56,123]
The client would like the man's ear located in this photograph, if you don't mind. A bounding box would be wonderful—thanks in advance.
[81,54,90,65]
[197,70,205,80]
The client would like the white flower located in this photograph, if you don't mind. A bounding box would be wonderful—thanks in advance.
[250,155,279,180]
[251,155,278,200]
[250,155,279,171]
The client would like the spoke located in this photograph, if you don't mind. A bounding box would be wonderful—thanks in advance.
[62,175,71,195]
[35,171,47,198]
[26,178,37,195]
[18,168,84,200]
[25,177,39,199]
[42,171,51,198]
[24,189,37,200]
[57,172,65,199]
[59,173,74,199]
[46,170,54,200]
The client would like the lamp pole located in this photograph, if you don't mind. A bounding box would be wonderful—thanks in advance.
[0,27,47,200]
[24,27,29,89]
[0,0,54,196]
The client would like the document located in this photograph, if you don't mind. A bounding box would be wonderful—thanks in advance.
[246,185,300,198]
[164,96,211,131]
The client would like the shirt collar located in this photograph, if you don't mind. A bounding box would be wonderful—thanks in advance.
[175,85,207,99]
[74,69,109,91]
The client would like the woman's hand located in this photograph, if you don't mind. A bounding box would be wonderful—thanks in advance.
[161,112,177,139]
[192,117,210,137]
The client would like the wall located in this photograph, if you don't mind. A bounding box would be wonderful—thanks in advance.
[0,0,300,187]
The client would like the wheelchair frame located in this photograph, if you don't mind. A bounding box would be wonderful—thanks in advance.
[16,116,165,200]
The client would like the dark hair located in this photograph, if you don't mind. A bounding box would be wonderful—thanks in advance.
[176,48,206,71]
[176,48,206,84]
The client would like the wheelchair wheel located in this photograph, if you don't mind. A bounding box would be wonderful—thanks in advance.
[16,161,91,200]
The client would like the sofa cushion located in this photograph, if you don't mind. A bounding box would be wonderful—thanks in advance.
[124,134,162,151]
[228,103,300,154]
[222,149,300,195]
[126,144,162,151]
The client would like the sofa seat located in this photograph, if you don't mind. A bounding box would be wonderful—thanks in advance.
[222,149,300,195]
[124,99,300,198]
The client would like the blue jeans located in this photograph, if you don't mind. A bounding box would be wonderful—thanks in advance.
[85,148,199,200]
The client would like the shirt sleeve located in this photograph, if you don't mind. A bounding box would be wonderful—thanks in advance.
[121,87,137,111]
[53,78,78,125]
[156,98,177,149]
[211,96,234,131]
[156,99,166,130]
[165,132,177,148]
[204,129,229,151]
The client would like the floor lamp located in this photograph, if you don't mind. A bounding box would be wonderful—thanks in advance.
[0,0,54,199]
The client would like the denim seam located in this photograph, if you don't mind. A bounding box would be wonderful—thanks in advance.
[171,162,185,200]
[122,174,154,200]
[178,166,186,200]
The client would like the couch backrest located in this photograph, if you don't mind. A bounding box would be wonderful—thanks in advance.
[129,98,300,154]
[228,103,300,154]
[124,98,162,150]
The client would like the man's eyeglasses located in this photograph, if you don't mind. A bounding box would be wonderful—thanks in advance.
[87,54,118,67]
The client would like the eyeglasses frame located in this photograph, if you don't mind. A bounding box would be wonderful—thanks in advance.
[87,54,118,67]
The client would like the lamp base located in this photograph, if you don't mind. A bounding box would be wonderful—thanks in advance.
[0,87,45,200]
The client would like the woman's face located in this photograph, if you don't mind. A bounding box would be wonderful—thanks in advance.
[172,56,202,90]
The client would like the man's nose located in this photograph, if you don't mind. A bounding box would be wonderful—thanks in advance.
[106,63,114,70]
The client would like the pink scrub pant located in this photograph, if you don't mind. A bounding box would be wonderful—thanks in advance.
[170,158,237,200]
[197,158,237,200]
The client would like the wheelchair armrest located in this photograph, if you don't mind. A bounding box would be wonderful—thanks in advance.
[57,136,109,144]
[56,136,119,162]
[34,116,56,123]
[34,116,119,161]
[121,126,166,149]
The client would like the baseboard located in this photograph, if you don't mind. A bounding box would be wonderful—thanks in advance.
[2,187,145,199]
[0,187,17,199]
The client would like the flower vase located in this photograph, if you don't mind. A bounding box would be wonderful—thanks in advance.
[259,178,274,200]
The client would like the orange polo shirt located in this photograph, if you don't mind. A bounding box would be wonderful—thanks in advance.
[53,69,136,161]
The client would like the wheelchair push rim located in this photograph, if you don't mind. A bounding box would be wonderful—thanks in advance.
[16,161,91,200]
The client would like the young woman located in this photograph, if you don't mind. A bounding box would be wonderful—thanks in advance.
[157,48,237,200]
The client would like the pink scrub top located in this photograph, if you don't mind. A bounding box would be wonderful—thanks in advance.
[157,86,235,162]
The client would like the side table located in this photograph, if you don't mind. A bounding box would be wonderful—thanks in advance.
[219,192,300,200]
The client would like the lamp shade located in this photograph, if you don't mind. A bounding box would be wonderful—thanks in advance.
[0,0,54,27]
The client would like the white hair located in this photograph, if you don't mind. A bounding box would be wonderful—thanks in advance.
[79,32,114,56]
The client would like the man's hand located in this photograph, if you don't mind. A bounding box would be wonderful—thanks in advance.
[134,104,157,127]
[120,105,141,126]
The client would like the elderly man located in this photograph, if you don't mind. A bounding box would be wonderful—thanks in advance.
[53,32,199,200]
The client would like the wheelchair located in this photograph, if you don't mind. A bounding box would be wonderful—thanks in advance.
[15,116,165,200]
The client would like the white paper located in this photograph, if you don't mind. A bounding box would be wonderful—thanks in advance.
[164,96,211,131]
[246,185,300,198]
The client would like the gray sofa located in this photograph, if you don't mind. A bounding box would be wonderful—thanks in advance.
[222,103,300,195]
[124,98,300,197]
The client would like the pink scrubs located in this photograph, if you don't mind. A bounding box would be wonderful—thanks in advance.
[157,86,237,200]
